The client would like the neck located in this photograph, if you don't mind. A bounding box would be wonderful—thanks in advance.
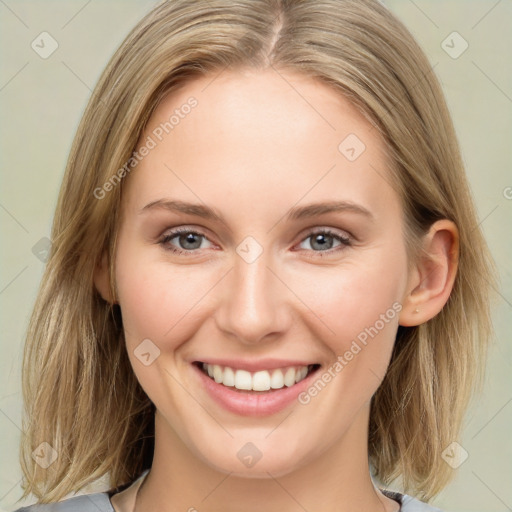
[135,405,398,512]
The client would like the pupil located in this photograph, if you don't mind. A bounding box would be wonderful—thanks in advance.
[313,233,333,251]
[181,233,201,249]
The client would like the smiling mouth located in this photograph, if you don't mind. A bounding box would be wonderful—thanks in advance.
[193,361,321,393]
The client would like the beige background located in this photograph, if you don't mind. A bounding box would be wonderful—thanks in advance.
[0,1,510,511]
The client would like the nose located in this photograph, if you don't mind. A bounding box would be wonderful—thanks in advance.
[214,245,292,346]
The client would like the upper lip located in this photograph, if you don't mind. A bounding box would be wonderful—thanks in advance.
[193,358,319,372]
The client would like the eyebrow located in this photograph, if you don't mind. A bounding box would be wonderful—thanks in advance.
[139,199,374,224]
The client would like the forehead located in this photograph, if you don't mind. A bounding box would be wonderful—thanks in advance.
[150,68,376,154]
[122,68,399,224]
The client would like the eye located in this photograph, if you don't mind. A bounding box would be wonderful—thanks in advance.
[158,227,352,257]
[159,227,213,255]
[297,229,351,256]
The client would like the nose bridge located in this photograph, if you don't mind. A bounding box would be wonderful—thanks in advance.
[215,239,288,344]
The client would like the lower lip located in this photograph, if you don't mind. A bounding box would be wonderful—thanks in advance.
[192,363,319,417]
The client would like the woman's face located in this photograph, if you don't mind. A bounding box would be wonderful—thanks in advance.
[110,68,413,477]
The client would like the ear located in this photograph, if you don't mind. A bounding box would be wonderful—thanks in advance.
[93,251,116,304]
[399,219,459,326]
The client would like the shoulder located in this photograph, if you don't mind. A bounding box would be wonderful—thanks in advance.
[400,494,444,512]
[381,489,444,511]
[13,491,114,512]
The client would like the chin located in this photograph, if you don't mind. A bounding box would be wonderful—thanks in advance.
[194,439,314,479]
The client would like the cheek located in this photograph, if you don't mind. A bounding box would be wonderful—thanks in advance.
[292,243,407,361]
[114,244,218,404]
[114,242,211,349]
[293,260,405,417]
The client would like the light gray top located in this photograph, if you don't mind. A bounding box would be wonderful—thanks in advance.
[13,488,443,511]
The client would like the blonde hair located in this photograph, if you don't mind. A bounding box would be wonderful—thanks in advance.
[20,0,495,504]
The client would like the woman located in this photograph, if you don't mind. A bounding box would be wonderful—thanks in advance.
[15,0,494,511]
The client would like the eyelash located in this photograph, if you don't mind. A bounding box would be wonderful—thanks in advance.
[158,227,352,257]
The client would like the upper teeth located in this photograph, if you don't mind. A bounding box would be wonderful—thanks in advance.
[202,363,310,391]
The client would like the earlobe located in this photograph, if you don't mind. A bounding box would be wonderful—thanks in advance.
[93,251,115,304]
[399,219,459,326]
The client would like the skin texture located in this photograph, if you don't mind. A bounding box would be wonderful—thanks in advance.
[96,67,458,512]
